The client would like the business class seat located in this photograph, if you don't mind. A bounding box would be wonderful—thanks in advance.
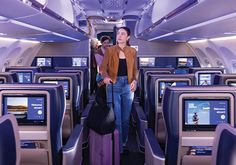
[55,67,89,107]
[5,66,42,73]
[132,102,148,152]
[0,84,83,165]
[144,86,236,165]
[138,67,174,106]
[5,66,42,84]
[0,72,18,83]
[145,74,194,144]
[34,72,81,140]
[0,114,20,165]
[212,123,236,165]
[57,69,85,109]
[213,74,236,85]
[189,67,224,85]
[189,67,225,74]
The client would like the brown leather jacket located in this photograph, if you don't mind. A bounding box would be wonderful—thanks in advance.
[100,45,138,84]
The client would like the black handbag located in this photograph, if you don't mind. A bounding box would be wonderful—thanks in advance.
[87,83,115,135]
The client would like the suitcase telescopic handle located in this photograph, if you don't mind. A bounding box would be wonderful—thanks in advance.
[111,82,114,108]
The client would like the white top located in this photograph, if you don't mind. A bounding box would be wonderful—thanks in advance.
[95,47,105,72]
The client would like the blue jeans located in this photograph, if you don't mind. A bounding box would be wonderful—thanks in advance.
[106,76,134,153]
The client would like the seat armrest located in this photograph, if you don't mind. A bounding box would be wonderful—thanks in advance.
[80,102,93,125]
[80,102,94,147]
[144,129,165,165]
[133,104,148,151]
[63,124,83,165]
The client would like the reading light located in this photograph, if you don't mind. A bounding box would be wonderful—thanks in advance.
[20,39,40,43]
[41,40,54,42]
[210,35,236,41]
[0,37,40,43]
[0,37,18,42]
[33,0,47,5]
[103,19,124,24]
[148,32,175,41]
[51,32,80,41]
[174,40,186,42]
[188,39,208,44]
[0,16,9,22]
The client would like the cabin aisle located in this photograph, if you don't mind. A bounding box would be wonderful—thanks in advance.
[120,122,145,165]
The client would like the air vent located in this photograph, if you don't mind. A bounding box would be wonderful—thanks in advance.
[17,59,23,64]
[216,60,224,67]
[4,61,9,67]
[78,20,87,27]
[109,12,121,16]
[103,0,124,8]
[204,58,210,64]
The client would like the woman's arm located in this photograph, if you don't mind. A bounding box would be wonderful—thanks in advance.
[133,50,138,81]
[131,49,138,92]
[99,48,109,78]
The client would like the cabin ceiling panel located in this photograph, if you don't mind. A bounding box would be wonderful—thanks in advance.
[126,0,149,9]
[76,0,152,33]
[78,0,101,10]
[123,10,143,17]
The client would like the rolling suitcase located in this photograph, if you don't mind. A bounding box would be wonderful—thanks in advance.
[89,83,119,165]
[89,129,120,165]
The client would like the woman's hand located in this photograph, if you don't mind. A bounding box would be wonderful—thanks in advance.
[130,80,137,92]
[103,77,112,84]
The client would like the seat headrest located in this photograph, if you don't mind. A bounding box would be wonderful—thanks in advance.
[212,123,236,165]
[0,114,20,165]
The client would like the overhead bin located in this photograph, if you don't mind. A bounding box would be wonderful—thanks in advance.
[151,0,197,23]
[0,0,88,41]
[0,0,40,19]
[136,0,236,41]
[46,0,74,23]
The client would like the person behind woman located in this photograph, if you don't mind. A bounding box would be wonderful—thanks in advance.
[95,36,111,72]
[100,27,138,153]
[95,36,111,104]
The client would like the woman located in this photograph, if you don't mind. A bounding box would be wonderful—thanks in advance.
[100,27,138,153]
